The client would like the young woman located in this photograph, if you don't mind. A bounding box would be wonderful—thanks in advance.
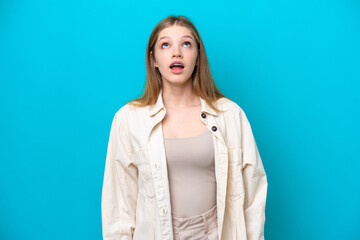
[102,15,268,240]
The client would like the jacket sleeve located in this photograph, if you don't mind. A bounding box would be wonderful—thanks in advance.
[239,109,268,240]
[101,106,138,240]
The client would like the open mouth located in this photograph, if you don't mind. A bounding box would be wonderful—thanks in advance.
[169,62,184,74]
[170,63,184,69]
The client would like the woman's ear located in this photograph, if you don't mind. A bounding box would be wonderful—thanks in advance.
[150,51,158,67]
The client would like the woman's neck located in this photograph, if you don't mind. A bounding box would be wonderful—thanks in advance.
[162,84,200,110]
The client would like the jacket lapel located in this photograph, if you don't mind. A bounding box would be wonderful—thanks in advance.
[199,96,228,239]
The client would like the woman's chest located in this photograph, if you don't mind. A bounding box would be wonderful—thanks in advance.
[161,107,207,138]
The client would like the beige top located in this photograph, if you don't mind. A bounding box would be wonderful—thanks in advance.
[164,129,216,218]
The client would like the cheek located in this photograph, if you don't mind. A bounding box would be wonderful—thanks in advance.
[154,53,167,67]
[187,51,198,65]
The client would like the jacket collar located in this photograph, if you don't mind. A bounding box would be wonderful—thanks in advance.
[149,88,218,117]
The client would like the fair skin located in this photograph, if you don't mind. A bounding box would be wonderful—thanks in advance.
[151,25,207,138]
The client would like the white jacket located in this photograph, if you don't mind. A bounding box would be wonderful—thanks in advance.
[101,89,268,240]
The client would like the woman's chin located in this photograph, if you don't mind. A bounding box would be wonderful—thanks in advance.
[162,76,192,85]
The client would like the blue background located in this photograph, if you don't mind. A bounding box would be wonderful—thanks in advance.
[1,0,359,239]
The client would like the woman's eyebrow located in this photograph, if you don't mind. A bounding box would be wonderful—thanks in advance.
[182,35,194,40]
[158,35,194,41]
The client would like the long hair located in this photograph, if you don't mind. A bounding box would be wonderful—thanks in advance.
[127,15,230,112]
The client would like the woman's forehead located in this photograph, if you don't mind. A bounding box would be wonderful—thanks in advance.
[157,25,194,40]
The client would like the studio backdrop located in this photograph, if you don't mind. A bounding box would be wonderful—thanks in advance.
[0,0,359,239]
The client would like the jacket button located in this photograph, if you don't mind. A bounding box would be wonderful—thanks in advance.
[201,113,206,118]
[212,126,217,132]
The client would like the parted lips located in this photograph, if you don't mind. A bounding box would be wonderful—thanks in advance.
[170,61,184,68]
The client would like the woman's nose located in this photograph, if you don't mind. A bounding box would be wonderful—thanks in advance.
[172,45,182,58]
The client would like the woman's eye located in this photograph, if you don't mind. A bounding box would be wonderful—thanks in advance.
[161,43,169,48]
[184,42,191,47]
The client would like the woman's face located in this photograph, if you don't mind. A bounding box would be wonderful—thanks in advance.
[152,25,198,86]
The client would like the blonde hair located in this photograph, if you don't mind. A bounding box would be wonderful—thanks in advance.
[127,15,230,112]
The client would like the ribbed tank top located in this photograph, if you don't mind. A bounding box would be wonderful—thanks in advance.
[164,129,216,218]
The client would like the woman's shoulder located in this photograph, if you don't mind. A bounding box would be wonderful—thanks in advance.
[113,103,131,117]
[113,102,152,120]
[216,97,244,114]
[216,97,254,130]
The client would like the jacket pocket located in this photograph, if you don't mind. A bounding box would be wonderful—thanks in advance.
[228,148,245,202]
[134,149,156,200]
